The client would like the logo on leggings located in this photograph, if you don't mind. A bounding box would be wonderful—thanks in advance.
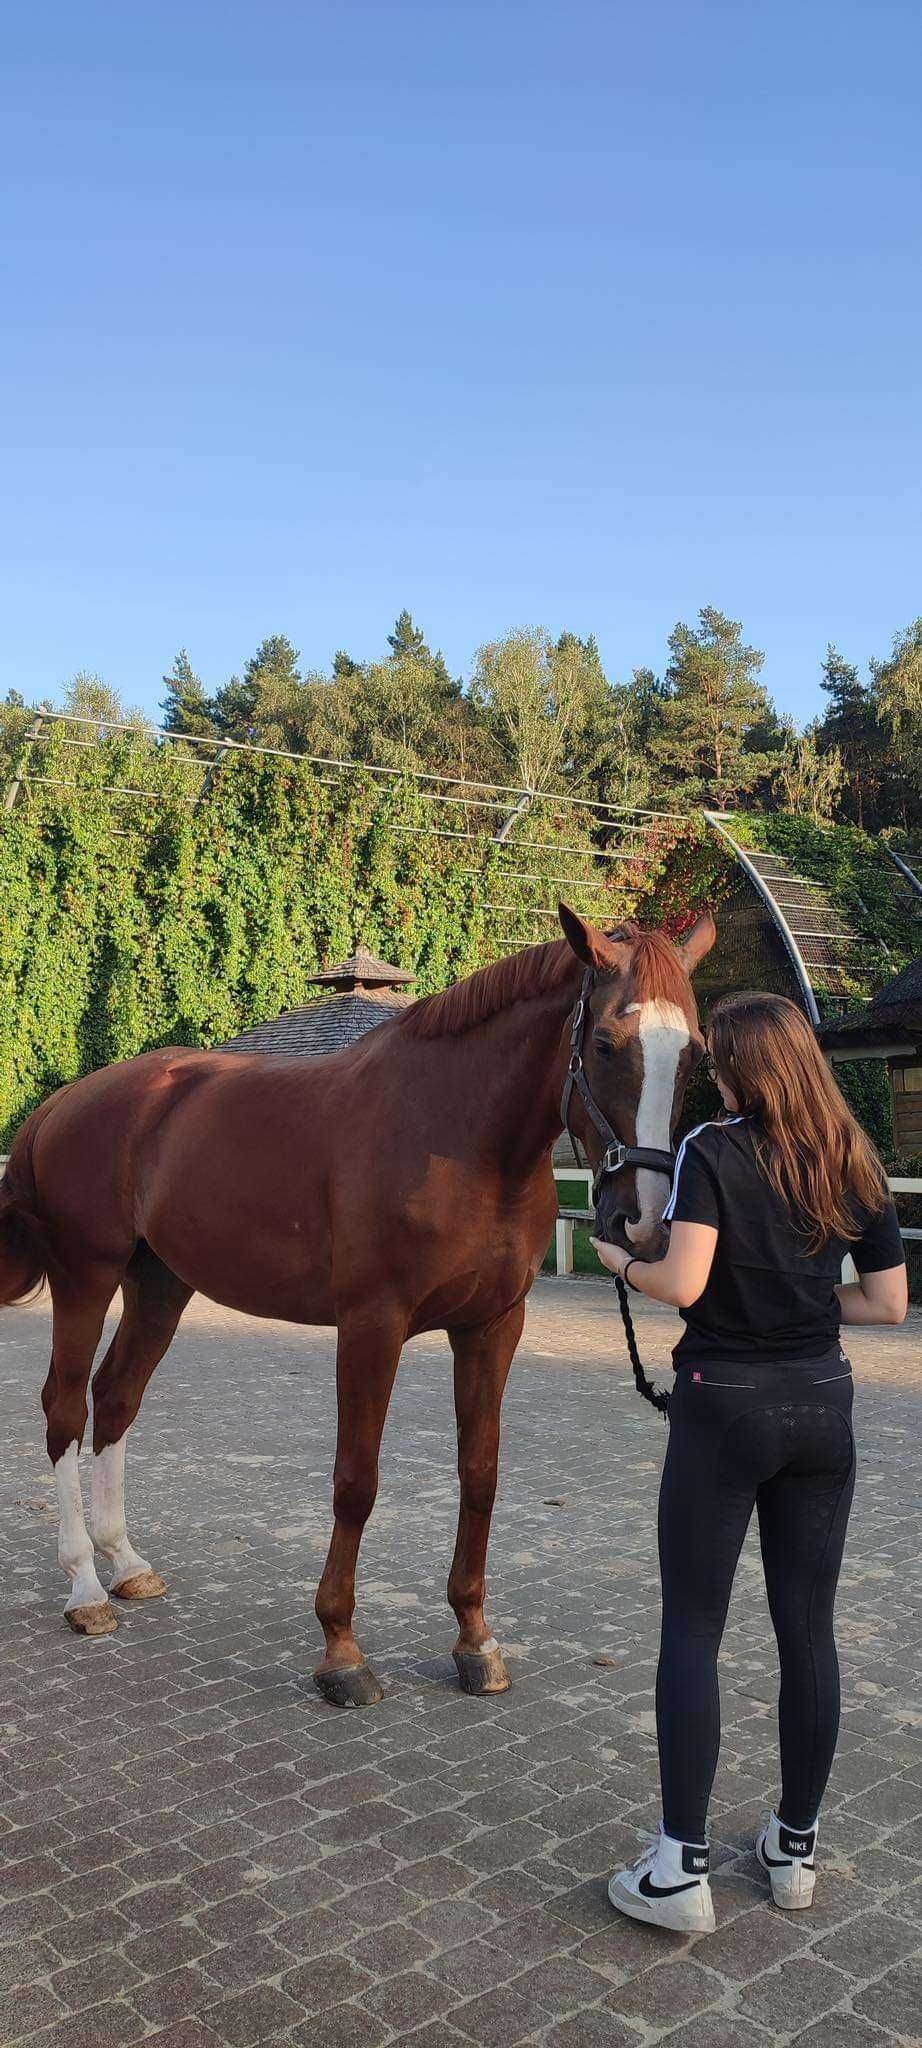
[692,1372,702,1382]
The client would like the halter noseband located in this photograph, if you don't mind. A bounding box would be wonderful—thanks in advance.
[560,968,676,1203]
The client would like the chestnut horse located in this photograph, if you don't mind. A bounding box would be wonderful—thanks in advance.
[0,905,713,1705]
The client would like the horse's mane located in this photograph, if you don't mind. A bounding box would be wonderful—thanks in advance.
[621,924,694,1011]
[402,921,691,1041]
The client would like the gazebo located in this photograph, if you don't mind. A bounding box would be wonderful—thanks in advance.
[219,943,416,1057]
[818,957,922,1156]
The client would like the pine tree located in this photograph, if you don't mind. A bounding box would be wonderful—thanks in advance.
[816,645,877,826]
[160,651,217,737]
[650,607,774,807]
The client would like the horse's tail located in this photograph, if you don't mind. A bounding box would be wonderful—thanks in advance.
[0,1103,53,1305]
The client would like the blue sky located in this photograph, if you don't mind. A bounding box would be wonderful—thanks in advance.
[3,1,920,726]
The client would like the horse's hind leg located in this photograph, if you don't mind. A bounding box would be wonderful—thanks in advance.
[447,1299,525,1697]
[90,1244,192,1601]
[42,1265,123,1635]
[314,1308,404,1708]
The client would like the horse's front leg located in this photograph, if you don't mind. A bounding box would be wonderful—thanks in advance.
[313,1306,404,1708]
[447,1298,525,1696]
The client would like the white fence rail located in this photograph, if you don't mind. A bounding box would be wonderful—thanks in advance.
[551,1169,921,1278]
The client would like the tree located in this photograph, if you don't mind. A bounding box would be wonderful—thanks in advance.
[160,650,217,738]
[210,635,305,746]
[302,614,468,774]
[772,726,844,823]
[63,672,150,731]
[386,609,453,690]
[470,628,601,792]
[650,607,775,806]
[816,645,878,827]
[871,619,922,830]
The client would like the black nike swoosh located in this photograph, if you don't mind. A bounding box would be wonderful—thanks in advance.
[638,1872,700,1899]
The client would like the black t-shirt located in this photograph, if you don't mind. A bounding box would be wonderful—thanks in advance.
[663,1116,905,1367]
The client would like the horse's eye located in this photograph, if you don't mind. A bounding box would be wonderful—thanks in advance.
[592,1035,615,1060]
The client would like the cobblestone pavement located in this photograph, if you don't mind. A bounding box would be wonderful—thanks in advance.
[1,1280,920,2048]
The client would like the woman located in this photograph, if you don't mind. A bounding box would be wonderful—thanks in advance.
[591,991,907,1935]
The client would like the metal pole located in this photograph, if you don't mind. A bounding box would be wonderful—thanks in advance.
[703,811,822,1028]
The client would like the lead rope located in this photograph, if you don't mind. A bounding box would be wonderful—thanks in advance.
[614,1274,670,1419]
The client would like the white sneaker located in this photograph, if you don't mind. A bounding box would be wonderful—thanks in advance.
[756,1811,817,1909]
[608,1825,716,1934]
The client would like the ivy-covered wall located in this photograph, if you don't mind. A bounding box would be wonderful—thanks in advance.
[0,730,914,1176]
[0,725,662,1147]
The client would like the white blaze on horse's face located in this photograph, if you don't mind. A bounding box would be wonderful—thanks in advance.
[624,999,690,1244]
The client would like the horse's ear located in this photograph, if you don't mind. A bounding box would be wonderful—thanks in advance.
[558,903,627,972]
[676,910,717,973]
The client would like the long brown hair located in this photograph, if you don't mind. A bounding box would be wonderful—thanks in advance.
[708,991,888,1249]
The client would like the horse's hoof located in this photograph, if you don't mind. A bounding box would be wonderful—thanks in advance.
[65,1601,118,1637]
[453,1642,511,1696]
[111,1570,167,1602]
[313,1661,384,1708]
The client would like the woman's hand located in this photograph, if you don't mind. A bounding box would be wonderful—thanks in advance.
[590,1237,633,1278]
[591,1221,719,1308]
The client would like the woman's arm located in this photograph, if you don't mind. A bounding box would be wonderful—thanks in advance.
[590,1221,718,1309]
[836,1265,908,1326]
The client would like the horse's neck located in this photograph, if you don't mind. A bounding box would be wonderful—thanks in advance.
[449,975,582,1179]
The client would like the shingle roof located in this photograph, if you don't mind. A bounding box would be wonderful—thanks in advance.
[307,944,414,988]
[817,955,922,1050]
[218,988,414,1057]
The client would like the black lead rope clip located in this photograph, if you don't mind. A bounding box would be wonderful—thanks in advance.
[613,1273,670,1420]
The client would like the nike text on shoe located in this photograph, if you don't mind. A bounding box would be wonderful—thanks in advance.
[756,1811,817,1910]
[608,1826,716,1934]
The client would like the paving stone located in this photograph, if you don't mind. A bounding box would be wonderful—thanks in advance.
[121,1922,212,1976]
[437,1891,518,1942]
[3,1291,921,2048]
[281,1949,374,2005]
[606,1957,722,2026]
[693,1903,805,1982]
[514,1952,616,2013]
[198,1982,303,2045]
[0,1939,61,1992]
[289,2007,389,2048]
[129,1965,222,2027]
[659,2014,770,2048]
[346,1921,435,1974]
[542,2017,640,2048]
[360,1966,457,2029]
[49,1951,145,2008]
[451,1980,554,2045]
[813,1907,919,1979]
[0,1982,64,2042]
[31,2000,148,2047]
[427,1936,520,1995]
[790,2016,895,2048]
[853,1956,922,2037]
[195,1931,293,1994]
[740,1955,852,2030]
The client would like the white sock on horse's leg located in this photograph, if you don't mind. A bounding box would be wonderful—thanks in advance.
[91,1436,153,1588]
[55,1441,110,1612]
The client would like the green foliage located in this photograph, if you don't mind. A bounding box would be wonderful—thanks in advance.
[732,813,919,1160]
[649,607,780,808]
[0,726,639,1148]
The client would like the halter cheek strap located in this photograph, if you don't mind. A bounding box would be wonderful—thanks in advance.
[560,966,674,1421]
[560,969,676,1200]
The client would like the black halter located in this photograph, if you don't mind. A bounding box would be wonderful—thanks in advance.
[560,966,674,1421]
[560,968,676,1202]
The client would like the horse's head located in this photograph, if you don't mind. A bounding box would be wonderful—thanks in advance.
[558,904,716,1259]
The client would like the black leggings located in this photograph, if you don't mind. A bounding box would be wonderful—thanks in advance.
[657,1358,856,1843]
